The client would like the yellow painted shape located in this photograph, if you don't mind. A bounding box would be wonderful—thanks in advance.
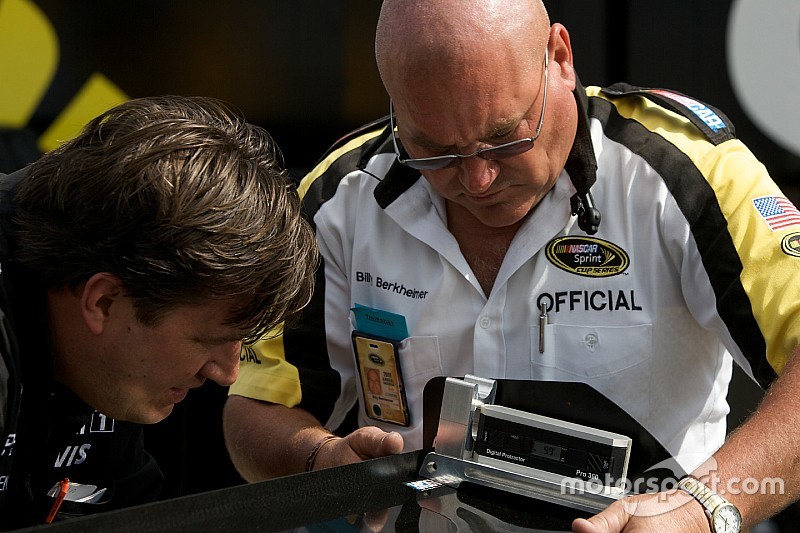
[38,72,128,152]
[0,0,59,127]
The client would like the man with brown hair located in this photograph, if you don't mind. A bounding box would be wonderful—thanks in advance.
[0,95,317,527]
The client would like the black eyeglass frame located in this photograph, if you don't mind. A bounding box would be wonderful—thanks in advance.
[390,50,549,171]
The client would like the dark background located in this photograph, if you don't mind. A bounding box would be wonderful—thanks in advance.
[9,1,800,189]
[2,1,799,528]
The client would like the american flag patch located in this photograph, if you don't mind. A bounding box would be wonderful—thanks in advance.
[753,196,800,231]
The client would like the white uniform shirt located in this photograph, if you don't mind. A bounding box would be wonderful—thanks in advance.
[232,86,797,475]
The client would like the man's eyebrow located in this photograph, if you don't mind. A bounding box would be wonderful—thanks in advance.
[405,115,522,150]
[195,334,243,344]
[481,118,518,141]
[406,130,451,151]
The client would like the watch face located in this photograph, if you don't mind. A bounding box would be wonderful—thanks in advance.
[712,504,742,533]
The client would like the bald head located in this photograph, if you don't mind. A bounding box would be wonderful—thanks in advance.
[376,0,550,97]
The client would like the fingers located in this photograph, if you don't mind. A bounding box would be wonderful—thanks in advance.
[571,492,706,532]
[571,517,603,532]
[348,426,404,459]
[571,516,615,532]
[377,429,404,455]
[571,498,634,532]
[363,509,390,532]
[312,426,404,471]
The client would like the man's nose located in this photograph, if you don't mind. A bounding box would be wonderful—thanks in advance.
[459,155,497,194]
[200,341,241,386]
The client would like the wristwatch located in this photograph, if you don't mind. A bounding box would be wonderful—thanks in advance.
[677,475,742,533]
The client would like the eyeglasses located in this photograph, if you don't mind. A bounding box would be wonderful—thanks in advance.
[390,50,549,171]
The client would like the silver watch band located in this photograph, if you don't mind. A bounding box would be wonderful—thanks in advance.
[678,475,728,510]
[677,475,742,533]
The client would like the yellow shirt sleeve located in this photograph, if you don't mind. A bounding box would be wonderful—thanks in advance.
[229,326,302,407]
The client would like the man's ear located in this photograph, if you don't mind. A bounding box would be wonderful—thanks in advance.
[549,23,576,92]
[81,272,124,336]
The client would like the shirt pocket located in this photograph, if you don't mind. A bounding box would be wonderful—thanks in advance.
[530,323,653,378]
[397,335,443,392]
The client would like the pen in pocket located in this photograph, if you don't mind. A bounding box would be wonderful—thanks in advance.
[538,302,548,354]
[45,478,70,524]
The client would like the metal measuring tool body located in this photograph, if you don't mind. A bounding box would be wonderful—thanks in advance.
[419,376,632,513]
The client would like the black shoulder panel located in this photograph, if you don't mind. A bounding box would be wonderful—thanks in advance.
[312,116,393,170]
[300,118,394,226]
[601,84,736,145]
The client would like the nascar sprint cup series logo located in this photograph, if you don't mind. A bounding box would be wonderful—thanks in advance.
[546,236,629,277]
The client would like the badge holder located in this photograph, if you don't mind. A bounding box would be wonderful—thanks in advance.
[419,376,632,513]
[352,332,411,427]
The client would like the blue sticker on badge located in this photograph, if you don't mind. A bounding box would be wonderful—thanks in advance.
[352,304,409,340]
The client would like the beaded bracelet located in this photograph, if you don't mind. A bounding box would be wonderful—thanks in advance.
[304,434,340,472]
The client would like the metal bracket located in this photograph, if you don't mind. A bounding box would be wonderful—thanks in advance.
[420,376,628,512]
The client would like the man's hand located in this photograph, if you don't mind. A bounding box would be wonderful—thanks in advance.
[571,490,710,532]
[313,426,404,470]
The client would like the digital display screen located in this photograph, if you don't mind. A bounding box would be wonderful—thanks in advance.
[532,440,566,461]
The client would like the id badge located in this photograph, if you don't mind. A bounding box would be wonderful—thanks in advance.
[352,332,410,427]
